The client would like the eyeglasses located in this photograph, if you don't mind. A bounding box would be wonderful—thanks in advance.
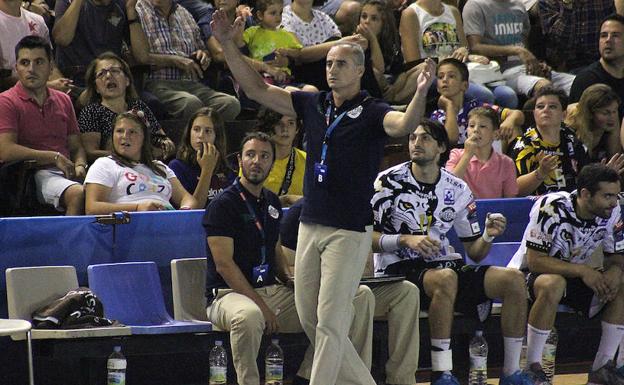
[95,67,124,79]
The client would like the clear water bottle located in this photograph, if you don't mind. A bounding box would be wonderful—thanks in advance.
[209,340,227,385]
[265,338,284,385]
[542,328,558,385]
[107,346,126,385]
[468,330,488,385]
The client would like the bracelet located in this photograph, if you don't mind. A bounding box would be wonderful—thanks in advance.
[54,151,60,161]
[76,163,87,168]
[481,232,495,243]
[127,18,139,25]
[379,234,401,252]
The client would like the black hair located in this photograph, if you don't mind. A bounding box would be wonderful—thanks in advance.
[601,13,624,30]
[255,107,285,135]
[15,35,52,61]
[534,85,569,111]
[240,131,276,163]
[414,119,450,166]
[577,163,620,195]
[437,57,469,82]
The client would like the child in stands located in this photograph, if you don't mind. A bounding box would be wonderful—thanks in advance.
[431,58,524,150]
[446,106,518,198]
[242,0,317,90]
[169,107,234,208]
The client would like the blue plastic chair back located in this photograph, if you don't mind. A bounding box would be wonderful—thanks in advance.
[466,242,521,267]
[88,261,211,334]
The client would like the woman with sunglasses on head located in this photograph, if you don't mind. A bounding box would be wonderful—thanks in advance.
[84,110,198,214]
[169,107,234,208]
[78,52,176,163]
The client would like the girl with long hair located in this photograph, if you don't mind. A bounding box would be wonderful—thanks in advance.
[84,110,198,214]
[169,107,234,207]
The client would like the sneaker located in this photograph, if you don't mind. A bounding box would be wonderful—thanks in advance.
[432,373,460,385]
[526,362,548,384]
[500,370,536,385]
[588,361,624,385]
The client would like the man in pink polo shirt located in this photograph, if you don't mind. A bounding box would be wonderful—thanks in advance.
[0,35,86,215]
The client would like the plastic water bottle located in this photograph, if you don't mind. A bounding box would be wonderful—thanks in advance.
[209,340,227,385]
[542,328,558,384]
[107,346,126,385]
[468,330,488,385]
[265,338,284,385]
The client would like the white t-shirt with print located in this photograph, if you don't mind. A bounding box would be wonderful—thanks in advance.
[0,8,49,70]
[85,156,177,207]
[280,5,341,47]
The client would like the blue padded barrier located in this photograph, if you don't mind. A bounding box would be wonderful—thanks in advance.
[88,261,212,334]
[0,215,114,317]
[447,198,534,259]
[0,199,536,317]
[465,242,521,267]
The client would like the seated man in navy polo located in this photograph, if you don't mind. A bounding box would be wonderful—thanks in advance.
[202,131,373,385]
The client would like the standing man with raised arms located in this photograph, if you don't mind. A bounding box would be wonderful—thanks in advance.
[211,10,436,385]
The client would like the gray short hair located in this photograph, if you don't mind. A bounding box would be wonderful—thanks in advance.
[331,42,365,67]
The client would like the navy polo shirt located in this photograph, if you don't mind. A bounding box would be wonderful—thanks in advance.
[291,90,392,232]
[202,180,282,303]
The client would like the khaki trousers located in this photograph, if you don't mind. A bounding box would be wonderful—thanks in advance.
[207,284,304,385]
[371,281,421,385]
[297,281,421,385]
[294,222,376,385]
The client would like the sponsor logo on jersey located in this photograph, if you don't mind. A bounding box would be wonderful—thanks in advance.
[347,105,363,118]
[444,189,455,205]
[268,205,280,219]
[440,207,456,222]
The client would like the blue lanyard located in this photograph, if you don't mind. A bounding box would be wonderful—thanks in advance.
[234,179,266,264]
[321,104,347,165]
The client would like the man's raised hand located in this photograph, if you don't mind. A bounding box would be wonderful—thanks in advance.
[210,9,245,44]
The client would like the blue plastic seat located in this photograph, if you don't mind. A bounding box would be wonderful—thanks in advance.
[87,262,212,335]
[466,241,521,267]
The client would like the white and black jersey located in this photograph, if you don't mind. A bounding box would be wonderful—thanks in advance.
[372,162,481,271]
[508,191,624,270]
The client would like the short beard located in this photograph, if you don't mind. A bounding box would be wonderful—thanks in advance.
[411,157,436,167]
[241,169,267,185]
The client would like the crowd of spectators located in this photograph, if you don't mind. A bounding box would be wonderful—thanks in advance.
[4,0,624,384]
[0,0,623,215]
[2,0,624,217]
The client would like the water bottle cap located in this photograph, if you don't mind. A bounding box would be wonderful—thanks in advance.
[271,338,279,345]
[114,346,121,352]
[475,330,483,337]
[215,340,223,346]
